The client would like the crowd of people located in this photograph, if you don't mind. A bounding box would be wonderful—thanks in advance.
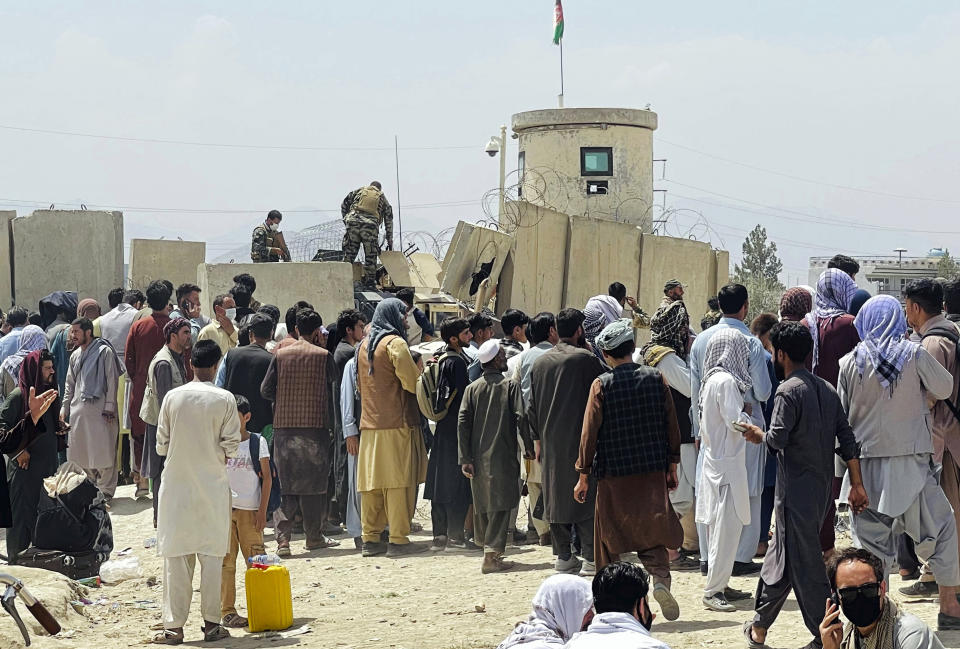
[2,251,960,648]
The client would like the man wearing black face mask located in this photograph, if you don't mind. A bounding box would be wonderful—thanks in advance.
[740,322,868,649]
[820,547,943,649]
[566,561,670,648]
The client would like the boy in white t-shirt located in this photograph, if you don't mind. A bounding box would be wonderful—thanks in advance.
[220,395,272,628]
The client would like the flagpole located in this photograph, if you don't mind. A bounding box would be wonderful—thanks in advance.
[559,38,564,108]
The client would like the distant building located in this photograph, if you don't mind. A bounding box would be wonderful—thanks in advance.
[512,107,657,230]
[808,249,948,301]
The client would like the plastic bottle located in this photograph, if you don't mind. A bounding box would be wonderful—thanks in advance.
[99,556,143,584]
[143,537,157,549]
[247,554,282,568]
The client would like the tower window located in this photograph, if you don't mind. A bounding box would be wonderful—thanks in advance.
[580,147,613,176]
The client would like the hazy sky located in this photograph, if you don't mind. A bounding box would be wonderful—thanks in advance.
[1,1,957,283]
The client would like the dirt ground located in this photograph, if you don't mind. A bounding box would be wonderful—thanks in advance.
[2,484,957,649]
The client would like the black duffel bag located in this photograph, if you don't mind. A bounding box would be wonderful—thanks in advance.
[33,478,113,554]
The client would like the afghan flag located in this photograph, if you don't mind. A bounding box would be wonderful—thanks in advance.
[553,0,564,44]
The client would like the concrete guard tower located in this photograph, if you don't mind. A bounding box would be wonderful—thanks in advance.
[512,107,657,231]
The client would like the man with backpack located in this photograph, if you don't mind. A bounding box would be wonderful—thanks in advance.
[220,395,275,629]
[329,180,394,287]
[423,318,474,551]
[899,278,960,599]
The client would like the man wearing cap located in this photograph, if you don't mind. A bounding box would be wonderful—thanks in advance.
[575,319,684,621]
[459,339,535,573]
[139,317,191,525]
[332,181,394,287]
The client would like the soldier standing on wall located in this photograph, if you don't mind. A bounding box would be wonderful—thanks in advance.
[251,209,291,263]
[323,181,393,287]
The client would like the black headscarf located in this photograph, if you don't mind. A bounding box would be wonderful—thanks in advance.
[38,291,78,330]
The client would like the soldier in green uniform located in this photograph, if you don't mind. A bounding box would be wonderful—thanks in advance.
[325,181,393,287]
[251,210,290,263]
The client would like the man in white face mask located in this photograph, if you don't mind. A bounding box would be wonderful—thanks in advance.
[198,294,239,356]
[250,209,290,263]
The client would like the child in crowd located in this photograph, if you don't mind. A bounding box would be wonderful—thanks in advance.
[220,395,272,628]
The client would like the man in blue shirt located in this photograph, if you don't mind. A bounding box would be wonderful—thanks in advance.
[0,307,30,364]
[689,284,772,578]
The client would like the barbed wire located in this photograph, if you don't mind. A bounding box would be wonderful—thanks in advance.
[209,165,732,265]
[475,166,660,236]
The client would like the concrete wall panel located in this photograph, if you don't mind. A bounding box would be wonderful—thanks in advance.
[0,211,14,308]
[564,217,642,310]
[441,221,514,303]
[197,262,353,326]
[12,210,123,309]
[498,202,568,315]
[128,239,206,292]
[638,235,726,333]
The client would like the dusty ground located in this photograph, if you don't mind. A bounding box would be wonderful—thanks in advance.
[2,484,957,649]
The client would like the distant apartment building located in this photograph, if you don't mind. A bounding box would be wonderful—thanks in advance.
[808,249,948,301]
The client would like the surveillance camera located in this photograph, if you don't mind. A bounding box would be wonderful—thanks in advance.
[485,137,500,157]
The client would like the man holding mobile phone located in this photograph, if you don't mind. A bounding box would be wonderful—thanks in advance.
[819,548,942,649]
[739,322,866,649]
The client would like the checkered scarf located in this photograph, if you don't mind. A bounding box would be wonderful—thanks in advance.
[640,297,689,360]
[583,295,623,342]
[806,269,858,371]
[779,287,813,322]
[853,295,918,390]
[701,329,752,395]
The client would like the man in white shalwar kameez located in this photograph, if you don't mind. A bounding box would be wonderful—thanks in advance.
[689,285,770,576]
[62,317,124,498]
[153,339,240,645]
[695,329,754,612]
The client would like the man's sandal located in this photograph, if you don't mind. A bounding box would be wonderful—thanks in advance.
[151,629,184,645]
[203,624,230,642]
[221,613,247,628]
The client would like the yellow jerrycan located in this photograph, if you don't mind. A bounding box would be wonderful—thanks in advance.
[245,563,293,632]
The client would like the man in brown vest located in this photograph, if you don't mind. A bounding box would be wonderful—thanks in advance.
[260,309,339,557]
[356,298,427,557]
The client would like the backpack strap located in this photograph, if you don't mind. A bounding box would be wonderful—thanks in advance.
[920,326,960,425]
[249,433,264,481]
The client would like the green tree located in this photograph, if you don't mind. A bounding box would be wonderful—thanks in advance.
[733,224,785,319]
[937,250,960,279]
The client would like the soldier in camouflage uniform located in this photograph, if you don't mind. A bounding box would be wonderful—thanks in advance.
[251,209,290,263]
[324,180,393,286]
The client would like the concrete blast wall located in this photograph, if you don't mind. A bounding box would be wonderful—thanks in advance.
[495,201,728,321]
[564,217,643,311]
[197,262,353,326]
[0,211,14,308]
[497,202,569,315]
[12,210,123,309]
[441,221,514,303]
[636,235,729,341]
[128,239,206,292]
